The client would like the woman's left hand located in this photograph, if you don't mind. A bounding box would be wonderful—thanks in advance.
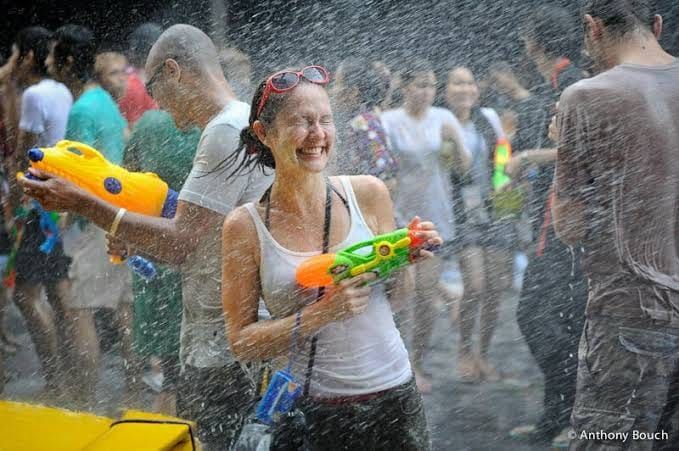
[408,216,443,262]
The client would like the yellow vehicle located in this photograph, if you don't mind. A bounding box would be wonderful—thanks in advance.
[0,401,199,450]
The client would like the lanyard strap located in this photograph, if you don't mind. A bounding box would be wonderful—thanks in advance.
[303,182,332,396]
[261,181,348,227]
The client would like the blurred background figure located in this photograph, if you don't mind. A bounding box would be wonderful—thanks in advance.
[331,57,398,190]
[95,51,130,138]
[46,24,135,409]
[481,61,531,142]
[118,23,160,127]
[509,5,588,448]
[123,108,200,414]
[373,60,399,111]
[5,26,74,402]
[382,58,466,394]
[95,52,128,101]
[218,46,253,101]
[0,53,18,396]
[445,65,515,383]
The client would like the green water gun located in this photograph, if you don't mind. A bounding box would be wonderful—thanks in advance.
[492,138,512,191]
[295,220,436,288]
[491,138,523,218]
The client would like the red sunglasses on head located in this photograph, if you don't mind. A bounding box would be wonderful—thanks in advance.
[256,65,330,118]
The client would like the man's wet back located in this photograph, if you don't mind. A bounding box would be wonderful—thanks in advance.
[558,58,679,320]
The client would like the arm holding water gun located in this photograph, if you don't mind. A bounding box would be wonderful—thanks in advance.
[17,140,180,278]
[310,176,437,313]
[17,139,220,267]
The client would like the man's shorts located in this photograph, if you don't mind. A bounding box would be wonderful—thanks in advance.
[570,315,679,450]
[15,211,71,285]
[63,224,132,309]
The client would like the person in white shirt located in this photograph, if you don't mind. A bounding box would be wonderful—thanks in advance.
[446,66,515,383]
[9,26,73,397]
[381,58,467,393]
[20,24,271,448]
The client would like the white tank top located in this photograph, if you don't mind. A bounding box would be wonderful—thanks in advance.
[244,176,412,397]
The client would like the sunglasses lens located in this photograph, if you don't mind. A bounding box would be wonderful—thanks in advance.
[303,67,327,83]
[271,72,299,90]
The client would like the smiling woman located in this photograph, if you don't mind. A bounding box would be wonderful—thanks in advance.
[220,66,443,449]
[444,65,517,384]
[214,66,334,177]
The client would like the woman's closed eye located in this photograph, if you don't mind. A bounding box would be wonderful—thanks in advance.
[291,117,333,128]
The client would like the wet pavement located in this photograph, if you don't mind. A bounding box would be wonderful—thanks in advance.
[3,270,550,450]
[422,286,547,451]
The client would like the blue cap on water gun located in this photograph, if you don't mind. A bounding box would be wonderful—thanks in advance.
[104,177,123,195]
[161,189,179,219]
[127,256,158,280]
[28,148,44,162]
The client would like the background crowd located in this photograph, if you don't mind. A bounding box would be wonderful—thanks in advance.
[1,1,679,450]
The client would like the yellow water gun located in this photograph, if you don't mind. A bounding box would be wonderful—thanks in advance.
[25,140,177,218]
[22,140,178,278]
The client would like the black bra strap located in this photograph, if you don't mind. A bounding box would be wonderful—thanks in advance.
[261,177,349,229]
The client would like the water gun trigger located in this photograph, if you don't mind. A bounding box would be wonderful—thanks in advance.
[407,228,427,249]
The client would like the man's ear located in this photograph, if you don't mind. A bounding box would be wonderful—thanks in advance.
[252,120,269,147]
[653,14,663,40]
[166,59,181,83]
[584,14,603,41]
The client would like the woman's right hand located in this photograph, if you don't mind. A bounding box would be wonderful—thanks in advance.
[321,272,377,322]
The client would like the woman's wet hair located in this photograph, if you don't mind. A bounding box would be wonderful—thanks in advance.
[400,58,434,86]
[211,69,323,179]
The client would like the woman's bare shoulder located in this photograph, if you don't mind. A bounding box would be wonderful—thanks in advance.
[222,204,260,258]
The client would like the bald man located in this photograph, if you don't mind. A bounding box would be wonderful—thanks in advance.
[21,24,271,449]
